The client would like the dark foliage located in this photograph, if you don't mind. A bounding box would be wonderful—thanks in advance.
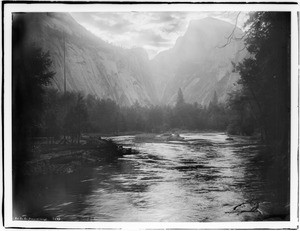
[12,14,55,207]
[12,15,55,165]
[229,12,290,144]
[40,88,229,137]
[227,12,290,204]
[64,94,88,143]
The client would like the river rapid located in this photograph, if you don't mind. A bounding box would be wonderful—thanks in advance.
[14,132,279,222]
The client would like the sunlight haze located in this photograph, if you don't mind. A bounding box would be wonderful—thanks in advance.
[71,11,249,59]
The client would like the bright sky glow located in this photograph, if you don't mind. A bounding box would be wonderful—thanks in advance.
[71,11,249,59]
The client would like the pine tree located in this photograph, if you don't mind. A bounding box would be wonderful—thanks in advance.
[232,12,290,205]
[236,12,290,145]
[176,88,185,107]
[13,15,55,179]
[64,93,88,144]
[211,91,218,106]
[13,43,55,168]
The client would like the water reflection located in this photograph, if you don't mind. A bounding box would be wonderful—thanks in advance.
[14,133,284,222]
[14,167,99,220]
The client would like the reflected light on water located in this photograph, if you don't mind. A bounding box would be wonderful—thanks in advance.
[15,133,270,222]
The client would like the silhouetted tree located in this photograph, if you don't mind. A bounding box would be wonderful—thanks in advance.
[176,88,185,108]
[44,110,60,144]
[13,32,55,166]
[12,16,56,203]
[230,12,290,205]
[235,12,290,145]
[64,94,88,144]
[226,89,255,136]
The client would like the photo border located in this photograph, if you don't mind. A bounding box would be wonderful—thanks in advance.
[2,1,299,229]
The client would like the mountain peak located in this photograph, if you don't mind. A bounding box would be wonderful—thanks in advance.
[151,15,246,106]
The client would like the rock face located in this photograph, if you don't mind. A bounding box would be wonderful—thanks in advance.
[14,12,158,106]
[15,13,245,106]
[151,17,246,105]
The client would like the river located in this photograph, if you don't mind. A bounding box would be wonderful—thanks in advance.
[14,132,282,222]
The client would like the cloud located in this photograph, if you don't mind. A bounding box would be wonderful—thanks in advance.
[149,12,177,23]
[161,21,182,33]
[70,11,249,59]
[94,18,132,34]
[72,12,133,34]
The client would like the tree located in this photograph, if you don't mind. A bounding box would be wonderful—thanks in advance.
[13,45,55,139]
[42,89,63,144]
[64,94,88,144]
[12,15,55,192]
[147,106,164,132]
[227,89,255,135]
[44,110,60,144]
[13,31,55,167]
[232,12,290,205]
[176,88,185,108]
[235,12,290,145]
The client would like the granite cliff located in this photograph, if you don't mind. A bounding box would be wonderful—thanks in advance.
[14,12,157,106]
[151,17,246,105]
[14,13,246,106]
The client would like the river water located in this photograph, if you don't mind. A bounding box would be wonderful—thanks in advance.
[14,132,278,222]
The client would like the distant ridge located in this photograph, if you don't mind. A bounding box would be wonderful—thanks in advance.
[151,16,246,105]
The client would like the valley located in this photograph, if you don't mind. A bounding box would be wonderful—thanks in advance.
[16,12,246,106]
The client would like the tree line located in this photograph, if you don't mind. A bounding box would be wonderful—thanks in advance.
[40,88,229,142]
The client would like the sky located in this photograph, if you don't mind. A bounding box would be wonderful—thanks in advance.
[71,11,249,59]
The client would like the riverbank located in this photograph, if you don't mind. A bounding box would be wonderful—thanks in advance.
[20,131,260,176]
[22,138,136,176]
